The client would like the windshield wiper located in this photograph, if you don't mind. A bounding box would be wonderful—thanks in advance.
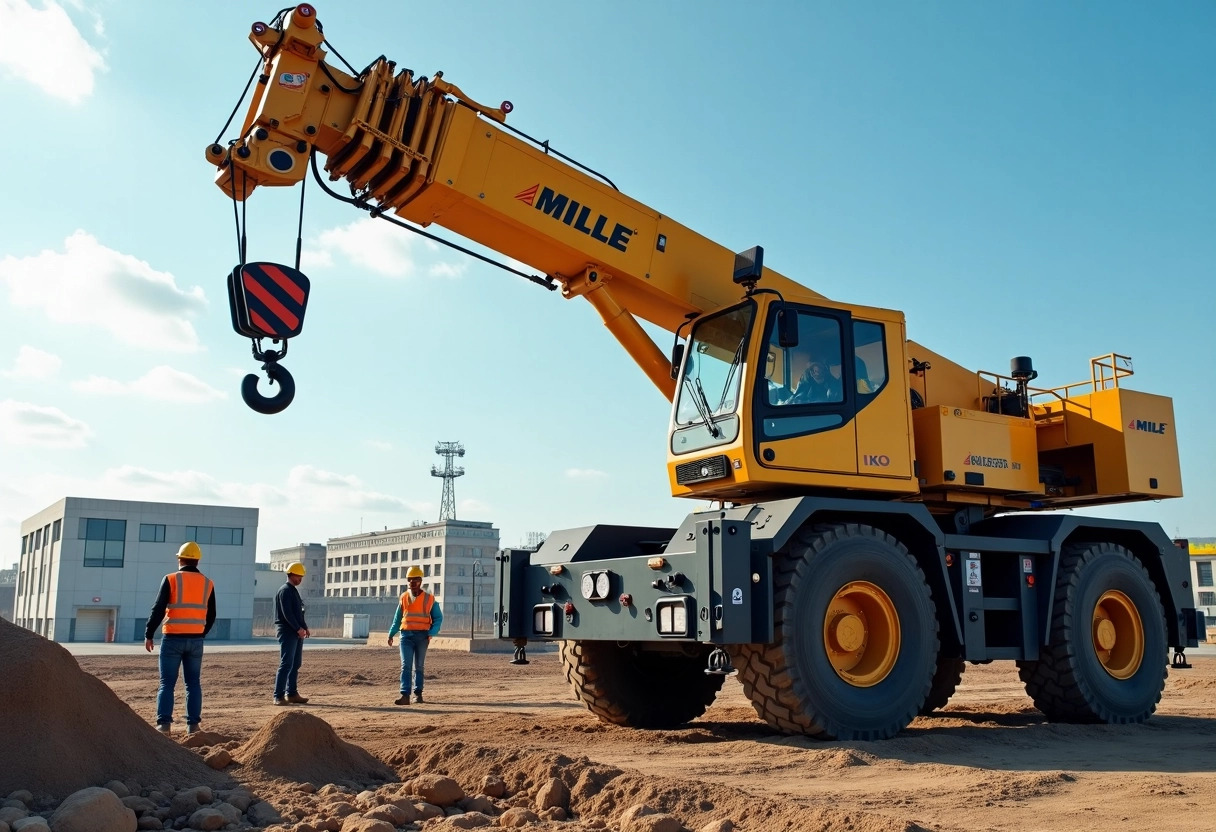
[682,376,721,438]
[716,340,746,412]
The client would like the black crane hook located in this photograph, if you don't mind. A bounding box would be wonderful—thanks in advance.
[242,355,295,415]
[228,262,310,415]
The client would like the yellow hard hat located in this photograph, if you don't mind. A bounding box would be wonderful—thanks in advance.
[406,565,424,579]
[287,562,307,576]
[177,541,202,561]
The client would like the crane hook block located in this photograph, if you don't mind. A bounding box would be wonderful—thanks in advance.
[228,262,310,340]
[242,359,296,415]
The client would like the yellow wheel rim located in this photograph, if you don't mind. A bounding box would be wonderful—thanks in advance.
[1091,589,1144,680]
[823,581,900,687]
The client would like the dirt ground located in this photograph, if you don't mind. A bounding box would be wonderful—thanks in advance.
[80,644,1216,832]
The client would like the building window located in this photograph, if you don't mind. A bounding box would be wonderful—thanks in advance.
[380,568,387,580]
[392,550,398,561]
[424,547,431,558]
[457,565,465,577]
[184,526,243,545]
[371,552,378,564]
[424,564,431,577]
[1198,591,1216,606]
[434,564,441,576]
[433,585,441,596]
[34,528,42,549]
[1198,562,1213,587]
[52,519,61,542]
[435,545,442,558]
[391,567,398,580]
[81,518,126,568]
[139,524,166,543]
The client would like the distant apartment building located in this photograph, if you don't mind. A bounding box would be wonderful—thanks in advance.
[0,564,15,622]
[268,543,327,598]
[325,519,499,631]
[1188,538,1215,632]
[15,497,258,642]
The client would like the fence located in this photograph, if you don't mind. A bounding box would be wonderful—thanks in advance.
[251,597,490,638]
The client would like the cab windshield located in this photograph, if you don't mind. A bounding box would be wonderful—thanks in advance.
[672,305,753,447]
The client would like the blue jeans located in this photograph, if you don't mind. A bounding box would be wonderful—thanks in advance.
[157,636,204,726]
[398,631,429,695]
[275,630,304,698]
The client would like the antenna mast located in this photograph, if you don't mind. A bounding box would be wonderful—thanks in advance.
[431,441,466,521]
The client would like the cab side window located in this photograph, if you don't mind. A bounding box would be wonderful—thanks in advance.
[853,320,887,401]
[768,313,843,406]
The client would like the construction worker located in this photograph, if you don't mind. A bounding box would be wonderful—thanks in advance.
[387,565,443,704]
[144,541,216,735]
[273,562,311,706]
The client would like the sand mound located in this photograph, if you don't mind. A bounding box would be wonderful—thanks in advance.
[0,618,227,800]
[383,739,930,832]
[235,711,394,785]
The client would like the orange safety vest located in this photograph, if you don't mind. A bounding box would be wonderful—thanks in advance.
[400,590,435,631]
[163,571,214,635]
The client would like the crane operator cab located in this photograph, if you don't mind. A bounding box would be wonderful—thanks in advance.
[667,251,915,502]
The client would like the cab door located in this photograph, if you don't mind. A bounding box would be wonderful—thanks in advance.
[754,306,858,477]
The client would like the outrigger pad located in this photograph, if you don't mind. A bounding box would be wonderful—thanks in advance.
[228,262,310,340]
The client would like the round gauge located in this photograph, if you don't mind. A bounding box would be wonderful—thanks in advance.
[581,573,596,600]
[596,571,611,599]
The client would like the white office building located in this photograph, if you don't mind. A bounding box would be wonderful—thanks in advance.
[325,519,499,632]
[15,497,258,642]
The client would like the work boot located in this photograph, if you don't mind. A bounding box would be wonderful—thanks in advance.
[187,723,200,735]
[156,723,171,734]
[286,693,310,704]
[394,694,410,706]
[414,692,424,704]
[273,697,287,706]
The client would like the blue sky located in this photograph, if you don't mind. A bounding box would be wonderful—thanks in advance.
[1,1,1212,565]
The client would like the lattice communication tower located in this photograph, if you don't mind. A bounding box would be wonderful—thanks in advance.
[431,441,466,521]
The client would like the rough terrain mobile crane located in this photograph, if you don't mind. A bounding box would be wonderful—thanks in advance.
[206,4,1204,740]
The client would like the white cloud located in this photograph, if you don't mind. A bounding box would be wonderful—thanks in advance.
[71,365,227,403]
[302,218,466,279]
[1,463,435,560]
[0,0,106,105]
[1,345,62,380]
[286,464,429,513]
[456,497,491,516]
[565,468,608,480]
[0,399,92,448]
[428,261,467,279]
[364,439,394,451]
[0,231,207,352]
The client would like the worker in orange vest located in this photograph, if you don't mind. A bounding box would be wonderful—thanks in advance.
[387,565,443,704]
[144,541,215,734]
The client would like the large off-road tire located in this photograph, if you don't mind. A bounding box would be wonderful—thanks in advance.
[1017,542,1167,724]
[730,523,939,740]
[560,640,725,729]
[919,656,966,715]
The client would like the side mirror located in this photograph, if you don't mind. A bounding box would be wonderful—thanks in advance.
[670,343,685,380]
[776,306,799,348]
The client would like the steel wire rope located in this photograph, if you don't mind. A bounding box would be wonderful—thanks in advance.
[307,153,556,291]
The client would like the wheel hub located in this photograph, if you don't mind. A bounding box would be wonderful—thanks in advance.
[823,581,900,687]
[1091,589,1144,680]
